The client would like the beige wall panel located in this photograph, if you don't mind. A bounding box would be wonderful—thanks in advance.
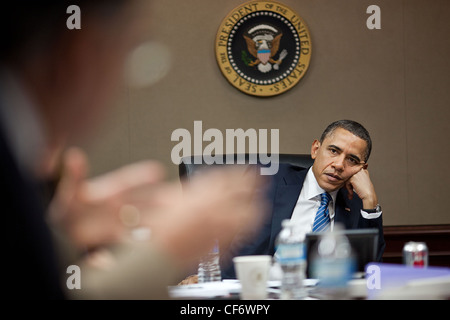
[404,0,450,224]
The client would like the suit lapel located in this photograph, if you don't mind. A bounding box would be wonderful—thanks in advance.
[335,189,361,229]
[268,166,308,254]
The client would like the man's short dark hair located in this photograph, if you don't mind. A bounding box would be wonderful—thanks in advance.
[319,120,372,162]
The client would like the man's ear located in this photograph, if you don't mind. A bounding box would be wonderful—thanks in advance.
[311,140,320,160]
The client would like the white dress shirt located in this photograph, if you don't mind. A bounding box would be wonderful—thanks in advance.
[289,167,381,240]
[290,167,338,240]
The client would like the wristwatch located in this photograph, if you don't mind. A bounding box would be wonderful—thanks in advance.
[364,204,382,214]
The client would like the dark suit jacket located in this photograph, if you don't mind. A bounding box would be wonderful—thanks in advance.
[1,123,65,299]
[220,163,385,279]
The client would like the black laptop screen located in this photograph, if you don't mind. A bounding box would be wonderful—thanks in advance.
[304,228,379,277]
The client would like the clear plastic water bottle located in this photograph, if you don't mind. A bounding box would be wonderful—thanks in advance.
[198,240,222,283]
[310,224,356,299]
[275,219,307,299]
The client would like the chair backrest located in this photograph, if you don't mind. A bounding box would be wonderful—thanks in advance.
[178,153,314,180]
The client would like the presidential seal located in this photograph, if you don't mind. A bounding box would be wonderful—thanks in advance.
[215,1,312,97]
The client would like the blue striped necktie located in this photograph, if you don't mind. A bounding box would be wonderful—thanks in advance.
[312,192,332,232]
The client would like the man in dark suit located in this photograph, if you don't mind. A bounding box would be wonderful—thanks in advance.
[1,122,65,299]
[221,120,385,279]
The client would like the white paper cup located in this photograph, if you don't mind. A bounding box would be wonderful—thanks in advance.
[233,255,271,300]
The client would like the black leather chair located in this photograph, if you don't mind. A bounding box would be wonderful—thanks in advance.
[178,154,314,180]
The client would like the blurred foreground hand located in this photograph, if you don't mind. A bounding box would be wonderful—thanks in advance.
[48,147,166,250]
[49,147,267,270]
[145,165,267,268]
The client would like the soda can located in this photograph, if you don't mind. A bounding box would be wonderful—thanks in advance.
[402,242,428,267]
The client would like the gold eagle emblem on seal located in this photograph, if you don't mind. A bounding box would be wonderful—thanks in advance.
[215,0,312,97]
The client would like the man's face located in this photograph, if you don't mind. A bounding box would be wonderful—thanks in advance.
[311,128,368,192]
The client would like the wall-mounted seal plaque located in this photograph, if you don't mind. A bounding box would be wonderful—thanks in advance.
[215,0,312,97]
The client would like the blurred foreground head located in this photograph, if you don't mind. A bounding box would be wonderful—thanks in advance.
[0,0,150,148]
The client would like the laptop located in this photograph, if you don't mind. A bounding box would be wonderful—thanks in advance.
[304,228,379,278]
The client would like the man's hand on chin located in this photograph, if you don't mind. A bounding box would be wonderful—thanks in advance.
[345,168,378,209]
